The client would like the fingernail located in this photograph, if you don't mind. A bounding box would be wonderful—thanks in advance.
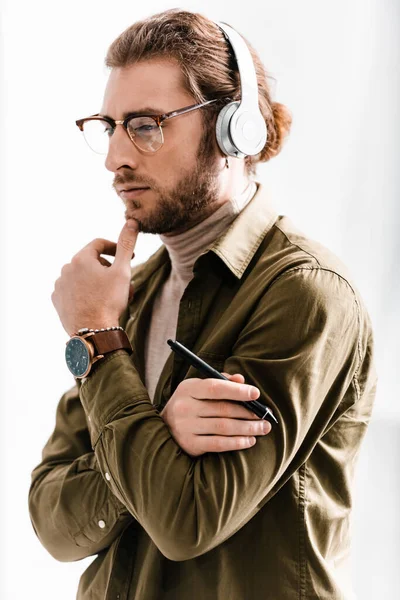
[127,219,138,231]
[250,387,260,400]
[263,422,271,434]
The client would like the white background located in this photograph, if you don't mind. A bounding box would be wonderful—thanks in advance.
[1,0,399,598]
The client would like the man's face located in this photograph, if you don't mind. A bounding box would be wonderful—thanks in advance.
[101,58,222,235]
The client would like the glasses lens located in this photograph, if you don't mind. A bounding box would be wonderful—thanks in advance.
[81,119,111,155]
[127,116,163,152]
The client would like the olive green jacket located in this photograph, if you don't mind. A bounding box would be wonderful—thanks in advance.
[28,184,377,599]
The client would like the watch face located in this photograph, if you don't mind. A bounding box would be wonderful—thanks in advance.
[65,337,90,377]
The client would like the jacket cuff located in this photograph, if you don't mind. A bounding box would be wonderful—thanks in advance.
[79,349,152,448]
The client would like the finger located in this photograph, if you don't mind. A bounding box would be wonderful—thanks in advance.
[99,256,112,267]
[83,238,117,257]
[193,435,257,455]
[114,219,139,269]
[221,372,245,383]
[197,399,262,420]
[87,242,135,260]
[190,378,260,402]
[194,417,270,437]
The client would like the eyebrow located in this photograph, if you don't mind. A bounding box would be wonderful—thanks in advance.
[99,107,166,120]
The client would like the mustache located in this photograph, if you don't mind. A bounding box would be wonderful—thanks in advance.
[113,175,156,191]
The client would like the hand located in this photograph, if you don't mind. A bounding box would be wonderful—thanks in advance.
[160,373,271,457]
[51,219,139,336]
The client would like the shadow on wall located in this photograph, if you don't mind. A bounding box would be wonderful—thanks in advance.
[352,418,400,599]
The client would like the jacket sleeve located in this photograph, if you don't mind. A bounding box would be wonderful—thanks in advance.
[78,267,375,562]
[28,381,136,562]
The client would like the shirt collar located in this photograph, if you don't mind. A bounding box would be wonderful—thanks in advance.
[201,182,278,279]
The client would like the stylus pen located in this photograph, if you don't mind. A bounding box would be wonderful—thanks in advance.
[167,339,278,425]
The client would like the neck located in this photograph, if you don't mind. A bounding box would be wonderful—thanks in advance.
[220,159,250,203]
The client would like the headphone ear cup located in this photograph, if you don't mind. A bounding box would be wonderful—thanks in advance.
[230,108,268,156]
[215,101,244,158]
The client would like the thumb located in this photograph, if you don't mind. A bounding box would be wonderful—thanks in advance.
[114,219,139,268]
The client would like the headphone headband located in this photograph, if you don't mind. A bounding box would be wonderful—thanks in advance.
[217,22,258,107]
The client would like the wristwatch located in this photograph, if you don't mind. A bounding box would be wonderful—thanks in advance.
[65,326,133,379]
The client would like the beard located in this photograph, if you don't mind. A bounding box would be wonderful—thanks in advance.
[118,123,222,235]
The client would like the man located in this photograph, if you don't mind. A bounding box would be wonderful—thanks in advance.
[28,9,377,600]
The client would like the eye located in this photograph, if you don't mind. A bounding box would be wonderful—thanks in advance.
[128,116,159,135]
[136,123,158,132]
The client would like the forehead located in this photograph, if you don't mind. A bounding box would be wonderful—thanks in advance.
[101,58,193,116]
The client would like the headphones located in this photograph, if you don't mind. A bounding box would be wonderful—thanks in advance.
[214,21,267,159]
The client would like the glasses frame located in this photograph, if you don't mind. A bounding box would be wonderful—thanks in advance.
[75,98,220,154]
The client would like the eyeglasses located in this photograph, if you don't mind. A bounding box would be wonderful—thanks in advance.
[75,99,219,155]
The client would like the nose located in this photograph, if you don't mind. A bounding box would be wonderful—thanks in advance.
[104,124,141,173]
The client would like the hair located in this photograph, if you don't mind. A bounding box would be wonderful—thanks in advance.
[105,8,292,176]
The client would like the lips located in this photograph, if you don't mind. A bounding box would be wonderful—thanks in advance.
[123,187,149,191]
[120,188,150,200]
[115,182,150,192]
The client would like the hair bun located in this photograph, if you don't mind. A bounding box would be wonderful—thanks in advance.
[259,102,293,163]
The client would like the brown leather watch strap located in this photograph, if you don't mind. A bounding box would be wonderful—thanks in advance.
[89,329,133,356]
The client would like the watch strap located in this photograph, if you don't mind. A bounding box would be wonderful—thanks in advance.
[88,329,133,356]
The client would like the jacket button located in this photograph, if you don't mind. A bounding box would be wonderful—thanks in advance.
[98,520,106,528]
[105,472,111,481]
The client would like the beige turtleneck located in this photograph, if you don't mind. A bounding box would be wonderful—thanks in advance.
[144,180,257,402]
